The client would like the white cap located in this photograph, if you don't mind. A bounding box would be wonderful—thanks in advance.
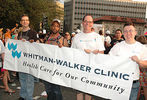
[106,30,110,34]
[76,29,81,33]
[53,19,61,23]
[72,32,75,35]
[65,32,70,35]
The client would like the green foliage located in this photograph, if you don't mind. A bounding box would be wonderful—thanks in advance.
[0,0,24,29]
[0,0,57,31]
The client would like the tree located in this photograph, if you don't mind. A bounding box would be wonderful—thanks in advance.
[18,0,56,31]
[0,0,57,31]
[0,0,24,30]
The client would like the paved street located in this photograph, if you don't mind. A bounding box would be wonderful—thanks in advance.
[0,71,106,100]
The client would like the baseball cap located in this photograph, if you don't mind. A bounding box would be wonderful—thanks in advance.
[53,19,61,23]
[76,29,81,33]
[51,19,61,26]
[106,30,110,34]
[72,32,75,35]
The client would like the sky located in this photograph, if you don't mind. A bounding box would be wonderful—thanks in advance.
[133,0,147,2]
[59,0,64,4]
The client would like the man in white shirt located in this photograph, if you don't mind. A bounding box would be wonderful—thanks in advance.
[109,23,147,100]
[71,14,105,100]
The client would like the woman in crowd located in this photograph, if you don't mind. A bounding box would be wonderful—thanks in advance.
[136,35,147,100]
[1,35,15,94]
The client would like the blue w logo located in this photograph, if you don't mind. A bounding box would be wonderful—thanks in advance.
[12,51,21,58]
[8,43,21,59]
[8,43,17,51]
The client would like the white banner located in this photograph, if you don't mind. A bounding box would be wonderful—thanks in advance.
[4,39,137,100]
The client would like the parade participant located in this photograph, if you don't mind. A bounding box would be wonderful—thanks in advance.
[110,29,124,47]
[17,14,37,100]
[104,30,112,54]
[98,30,105,44]
[0,37,13,92]
[109,23,147,100]
[0,35,16,95]
[44,19,68,100]
[136,35,147,100]
[0,37,4,88]
[105,29,124,54]
[71,14,105,100]
[71,32,76,38]
[104,30,111,45]
[65,32,71,46]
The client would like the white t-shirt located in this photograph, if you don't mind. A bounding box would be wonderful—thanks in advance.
[100,35,105,44]
[71,31,105,51]
[105,36,111,44]
[109,41,147,80]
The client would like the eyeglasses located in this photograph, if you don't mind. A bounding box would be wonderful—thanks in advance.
[21,20,29,22]
[83,20,93,24]
[123,30,136,33]
[52,25,60,28]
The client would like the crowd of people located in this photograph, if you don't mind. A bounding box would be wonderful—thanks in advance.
[0,14,147,100]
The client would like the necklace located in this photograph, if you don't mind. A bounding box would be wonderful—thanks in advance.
[20,30,30,40]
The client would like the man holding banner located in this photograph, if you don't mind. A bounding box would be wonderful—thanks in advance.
[4,21,143,100]
[17,14,37,100]
[44,19,68,100]
[71,14,105,100]
[109,23,147,100]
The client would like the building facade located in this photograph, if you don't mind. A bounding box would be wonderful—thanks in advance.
[64,0,147,33]
[94,16,146,35]
[55,1,64,32]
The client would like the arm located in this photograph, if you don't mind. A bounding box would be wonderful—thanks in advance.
[10,23,18,33]
[1,53,4,66]
[131,56,147,68]
[84,49,104,54]
[93,34,105,54]
[104,41,111,48]
[58,37,69,48]
[84,49,92,54]
[71,37,76,48]
[92,50,104,54]
[63,38,69,47]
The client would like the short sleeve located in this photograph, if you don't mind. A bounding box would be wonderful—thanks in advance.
[140,46,147,60]
[71,37,76,48]
[96,35,105,51]
[109,43,120,56]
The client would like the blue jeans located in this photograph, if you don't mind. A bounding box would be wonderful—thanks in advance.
[129,81,140,100]
[43,81,63,100]
[19,72,34,100]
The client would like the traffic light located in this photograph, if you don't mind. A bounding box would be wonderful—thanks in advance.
[42,16,49,34]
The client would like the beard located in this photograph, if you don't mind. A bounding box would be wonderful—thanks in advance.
[51,30,59,34]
